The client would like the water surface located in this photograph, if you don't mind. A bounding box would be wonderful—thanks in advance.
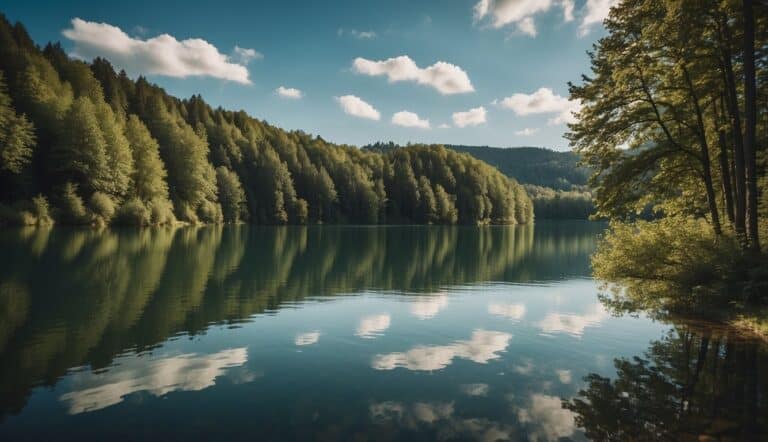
[0,222,765,441]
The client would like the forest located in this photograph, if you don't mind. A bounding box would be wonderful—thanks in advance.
[0,14,532,227]
[571,0,767,310]
[366,142,596,219]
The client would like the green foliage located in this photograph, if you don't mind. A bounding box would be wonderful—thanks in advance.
[89,191,115,222]
[593,217,742,311]
[56,182,88,224]
[114,198,150,226]
[525,184,595,219]
[30,194,52,225]
[0,14,534,226]
[0,71,35,175]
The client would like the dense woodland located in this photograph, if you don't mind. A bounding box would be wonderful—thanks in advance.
[572,0,767,304]
[365,142,596,219]
[0,15,532,227]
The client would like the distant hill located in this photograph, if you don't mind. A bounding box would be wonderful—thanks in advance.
[365,143,590,191]
[446,145,590,191]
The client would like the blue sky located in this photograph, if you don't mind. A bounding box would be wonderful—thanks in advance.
[3,0,614,151]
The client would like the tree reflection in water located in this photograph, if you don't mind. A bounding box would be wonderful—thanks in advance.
[565,323,767,441]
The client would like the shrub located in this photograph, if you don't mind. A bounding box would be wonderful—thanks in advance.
[198,200,223,224]
[57,183,88,224]
[114,198,151,226]
[89,192,116,222]
[30,195,53,225]
[148,198,176,225]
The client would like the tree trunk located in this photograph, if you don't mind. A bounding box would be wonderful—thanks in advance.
[742,0,761,251]
[719,15,748,246]
[714,95,736,224]
[682,64,722,235]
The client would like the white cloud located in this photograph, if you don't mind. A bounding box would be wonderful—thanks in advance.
[555,369,572,384]
[295,331,320,346]
[338,28,377,39]
[562,0,575,22]
[336,95,381,120]
[579,0,619,36]
[488,302,526,320]
[460,383,490,397]
[392,111,431,129]
[517,17,537,36]
[372,329,511,371]
[537,303,607,337]
[63,18,252,84]
[473,0,575,37]
[352,55,474,95]
[452,106,487,128]
[438,123,451,129]
[514,127,539,136]
[60,348,247,414]
[496,87,580,125]
[355,314,391,338]
[232,45,262,64]
[517,394,577,441]
[276,86,303,99]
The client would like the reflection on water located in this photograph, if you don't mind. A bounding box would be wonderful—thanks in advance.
[566,325,768,440]
[372,329,513,371]
[60,348,248,414]
[0,221,763,441]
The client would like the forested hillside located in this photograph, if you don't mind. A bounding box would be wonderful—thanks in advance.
[0,15,532,226]
[366,142,595,219]
[447,145,590,191]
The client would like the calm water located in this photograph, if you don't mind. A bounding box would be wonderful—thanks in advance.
[0,222,765,441]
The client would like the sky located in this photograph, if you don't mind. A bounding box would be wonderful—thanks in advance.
[2,0,616,151]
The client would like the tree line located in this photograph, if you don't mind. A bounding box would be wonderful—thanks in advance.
[569,0,766,252]
[0,14,532,226]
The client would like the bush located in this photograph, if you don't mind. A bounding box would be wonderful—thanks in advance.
[57,183,88,224]
[176,202,198,224]
[89,192,116,222]
[31,195,53,225]
[114,198,151,226]
[148,198,176,225]
[592,217,742,312]
[198,200,223,223]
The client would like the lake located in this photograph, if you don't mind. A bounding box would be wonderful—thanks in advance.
[0,222,765,441]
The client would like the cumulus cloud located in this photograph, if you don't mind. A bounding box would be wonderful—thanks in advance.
[355,314,391,338]
[392,111,431,129]
[517,394,577,441]
[488,302,526,320]
[579,0,619,36]
[63,18,252,84]
[336,95,381,120]
[295,331,320,346]
[352,55,474,95]
[276,86,303,99]
[452,106,487,128]
[496,87,580,125]
[60,348,247,414]
[537,303,607,337]
[473,0,575,37]
[232,45,262,64]
[514,127,539,136]
[372,329,511,371]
